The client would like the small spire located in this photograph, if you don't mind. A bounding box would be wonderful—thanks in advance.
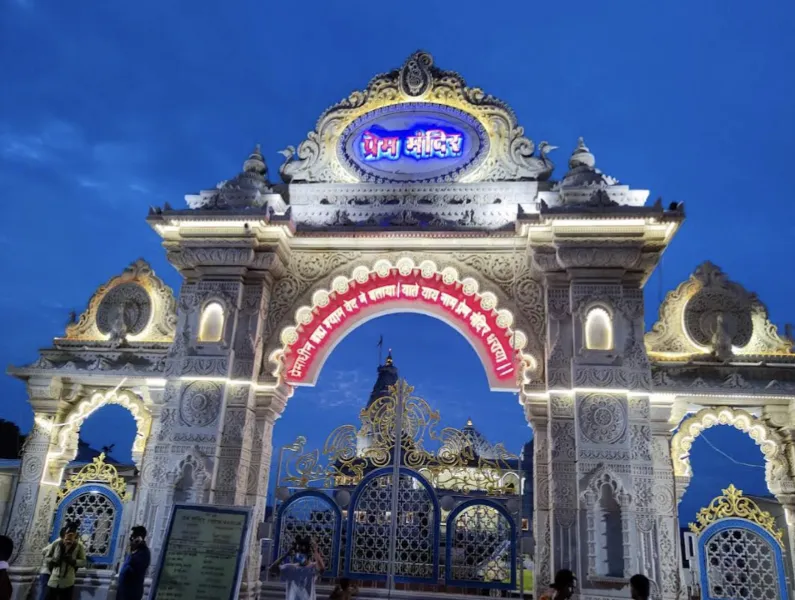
[568,137,596,170]
[385,349,393,366]
[466,417,473,427]
[243,144,267,176]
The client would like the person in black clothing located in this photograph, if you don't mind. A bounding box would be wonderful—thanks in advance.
[116,526,151,600]
[0,535,13,600]
[630,574,650,600]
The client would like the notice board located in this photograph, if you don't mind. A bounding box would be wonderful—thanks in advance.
[149,504,252,600]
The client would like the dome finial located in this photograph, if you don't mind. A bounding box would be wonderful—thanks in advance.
[569,137,596,170]
[385,348,393,366]
[243,144,267,176]
[466,417,473,427]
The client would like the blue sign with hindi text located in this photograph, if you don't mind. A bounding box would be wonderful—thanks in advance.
[339,103,488,183]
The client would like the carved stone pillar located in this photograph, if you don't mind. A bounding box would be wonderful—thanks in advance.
[548,394,578,572]
[649,409,681,600]
[237,387,288,600]
[6,378,66,599]
[130,391,169,572]
[524,400,552,599]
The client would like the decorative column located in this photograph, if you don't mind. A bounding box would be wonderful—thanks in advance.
[649,401,681,600]
[524,147,682,597]
[5,378,66,600]
[154,214,287,599]
[548,393,578,572]
[237,387,289,600]
[525,399,552,598]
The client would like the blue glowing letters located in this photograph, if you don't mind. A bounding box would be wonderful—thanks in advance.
[360,129,464,162]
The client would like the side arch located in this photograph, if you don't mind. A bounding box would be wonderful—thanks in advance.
[345,466,440,583]
[268,256,542,392]
[52,483,125,565]
[697,518,789,600]
[445,498,516,589]
[274,489,341,577]
[671,407,789,491]
[55,389,152,471]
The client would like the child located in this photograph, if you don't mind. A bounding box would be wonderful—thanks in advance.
[329,578,357,600]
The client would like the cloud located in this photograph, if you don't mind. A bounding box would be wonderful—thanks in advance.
[313,369,372,409]
[0,119,157,205]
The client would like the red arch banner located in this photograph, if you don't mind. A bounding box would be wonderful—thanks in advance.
[282,268,517,386]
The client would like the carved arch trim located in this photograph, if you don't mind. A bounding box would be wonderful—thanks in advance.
[580,464,631,507]
[267,256,541,392]
[671,406,789,491]
[62,259,177,344]
[56,389,152,469]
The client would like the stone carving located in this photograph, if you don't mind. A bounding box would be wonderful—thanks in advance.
[62,259,177,344]
[577,394,628,445]
[96,282,152,338]
[172,447,213,504]
[278,50,554,185]
[646,261,793,360]
[184,146,274,211]
[179,381,223,427]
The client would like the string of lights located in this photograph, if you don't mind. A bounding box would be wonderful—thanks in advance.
[700,432,765,469]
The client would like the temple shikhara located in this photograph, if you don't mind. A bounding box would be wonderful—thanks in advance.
[2,51,794,600]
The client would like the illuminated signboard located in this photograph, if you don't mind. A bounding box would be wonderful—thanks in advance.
[339,102,489,183]
[360,128,464,162]
[282,268,517,387]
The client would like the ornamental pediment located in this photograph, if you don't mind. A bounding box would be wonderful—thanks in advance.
[278,51,555,186]
[646,261,793,363]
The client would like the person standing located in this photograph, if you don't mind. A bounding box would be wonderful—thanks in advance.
[629,574,651,600]
[0,535,13,600]
[46,524,86,600]
[538,569,577,600]
[278,536,325,600]
[117,526,150,600]
[38,528,66,600]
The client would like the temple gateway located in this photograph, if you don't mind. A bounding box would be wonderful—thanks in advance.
[3,51,795,600]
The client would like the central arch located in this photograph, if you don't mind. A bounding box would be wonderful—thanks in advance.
[269,257,539,391]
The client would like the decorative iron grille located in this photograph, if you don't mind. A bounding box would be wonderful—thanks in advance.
[447,500,516,588]
[275,491,340,576]
[346,468,439,582]
[57,487,120,561]
[704,527,779,600]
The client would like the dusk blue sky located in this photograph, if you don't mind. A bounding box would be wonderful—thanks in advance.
[1,0,793,525]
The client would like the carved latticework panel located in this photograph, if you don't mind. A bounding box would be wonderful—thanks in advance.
[275,492,340,576]
[346,469,438,582]
[690,485,789,600]
[446,502,515,587]
[703,527,780,600]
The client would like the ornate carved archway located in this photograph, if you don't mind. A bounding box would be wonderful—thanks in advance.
[265,255,544,391]
[53,389,152,473]
[671,406,790,493]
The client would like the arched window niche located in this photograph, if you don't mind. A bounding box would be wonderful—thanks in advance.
[584,306,613,351]
[198,301,225,343]
[581,467,631,581]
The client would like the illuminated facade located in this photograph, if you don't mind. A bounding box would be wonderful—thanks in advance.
[3,50,795,600]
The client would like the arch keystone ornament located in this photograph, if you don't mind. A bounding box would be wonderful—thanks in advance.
[270,257,537,391]
[689,484,784,546]
[57,452,129,503]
